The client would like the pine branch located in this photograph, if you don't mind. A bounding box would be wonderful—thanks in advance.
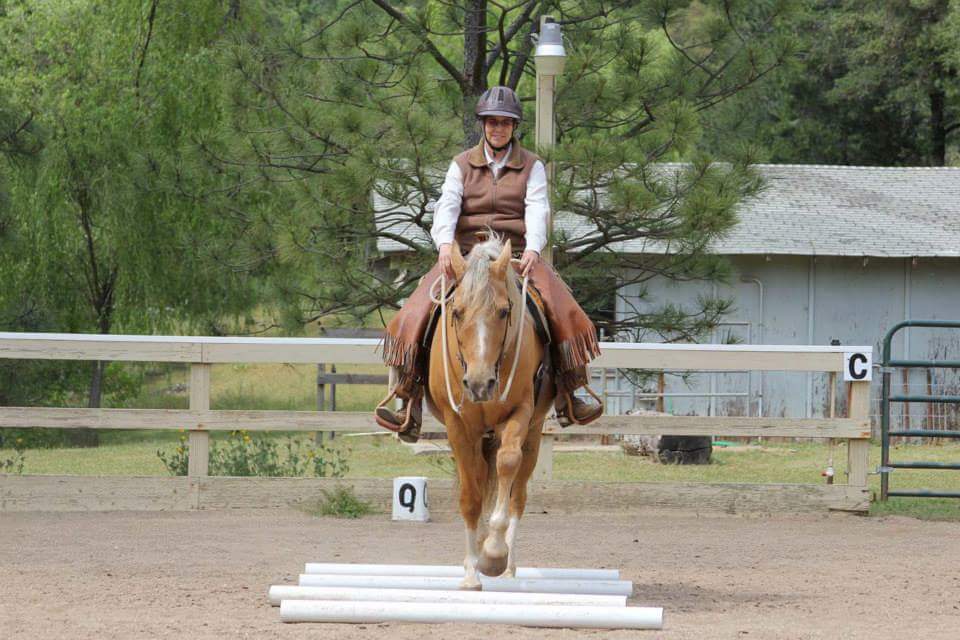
[368,0,467,89]
[484,0,538,70]
[134,0,160,97]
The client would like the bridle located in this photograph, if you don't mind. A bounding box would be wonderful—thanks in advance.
[429,262,530,416]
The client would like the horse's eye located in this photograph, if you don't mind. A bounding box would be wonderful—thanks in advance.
[452,309,462,321]
[499,308,509,319]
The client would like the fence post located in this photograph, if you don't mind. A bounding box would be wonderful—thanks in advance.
[847,379,871,487]
[656,372,665,413]
[330,364,337,439]
[188,363,211,481]
[828,372,837,418]
[316,363,326,444]
[533,434,554,482]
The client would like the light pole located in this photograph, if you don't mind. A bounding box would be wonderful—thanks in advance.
[531,16,567,482]
[533,16,566,265]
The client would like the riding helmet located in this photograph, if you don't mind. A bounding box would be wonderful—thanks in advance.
[475,86,523,121]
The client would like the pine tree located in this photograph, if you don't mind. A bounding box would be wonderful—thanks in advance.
[701,0,960,166]
[220,0,800,340]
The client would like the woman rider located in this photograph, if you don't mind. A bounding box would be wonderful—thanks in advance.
[376,85,603,442]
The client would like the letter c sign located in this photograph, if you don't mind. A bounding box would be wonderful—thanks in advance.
[844,351,872,382]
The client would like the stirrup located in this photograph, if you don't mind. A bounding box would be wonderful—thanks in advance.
[557,385,604,427]
[374,387,421,435]
[374,389,408,433]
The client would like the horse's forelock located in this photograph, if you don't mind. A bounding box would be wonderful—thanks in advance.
[460,234,521,318]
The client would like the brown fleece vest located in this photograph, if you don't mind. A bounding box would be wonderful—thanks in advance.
[453,140,539,253]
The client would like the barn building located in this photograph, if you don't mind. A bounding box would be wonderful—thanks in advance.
[376,165,960,429]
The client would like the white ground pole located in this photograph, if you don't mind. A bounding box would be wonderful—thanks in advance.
[299,574,633,596]
[280,600,663,630]
[303,562,619,580]
[269,585,627,607]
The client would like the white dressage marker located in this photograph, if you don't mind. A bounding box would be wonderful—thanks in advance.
[280,599,664,630]
[298,573,633,596]
[268,585,627,607]
[303,562,619,580]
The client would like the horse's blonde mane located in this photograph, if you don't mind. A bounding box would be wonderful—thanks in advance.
[459,233,522,321]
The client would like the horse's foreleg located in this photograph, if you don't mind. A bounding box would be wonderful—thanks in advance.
[448,428,486,590]
[503,424,542,578]
[457,459,485,590]
[503,515,520,578]
[461,524,482,590]
[477,410,531,577]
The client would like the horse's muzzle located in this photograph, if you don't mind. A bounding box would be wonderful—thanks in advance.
[463,376,497,402]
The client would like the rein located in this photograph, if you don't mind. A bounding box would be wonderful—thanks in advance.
[429,260,529,415]
[500,264,529,401]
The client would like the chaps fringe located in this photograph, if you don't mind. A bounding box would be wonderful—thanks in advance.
[556,330,602,372]
[379,332,420,379]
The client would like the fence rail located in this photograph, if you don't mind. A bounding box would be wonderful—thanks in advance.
[0,332,874,512]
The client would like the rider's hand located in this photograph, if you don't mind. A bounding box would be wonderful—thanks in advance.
[519,249,540,277]
[438,243,455,280]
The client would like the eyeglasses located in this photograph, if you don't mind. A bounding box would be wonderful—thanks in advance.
[484,118,516,129]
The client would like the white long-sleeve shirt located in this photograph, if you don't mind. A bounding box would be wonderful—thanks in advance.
[430,143,549,254]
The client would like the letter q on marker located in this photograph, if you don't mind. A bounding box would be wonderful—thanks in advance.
[392,476,430,522]
[844,351,872,382]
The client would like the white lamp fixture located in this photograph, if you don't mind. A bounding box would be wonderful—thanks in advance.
[534,19,567,76]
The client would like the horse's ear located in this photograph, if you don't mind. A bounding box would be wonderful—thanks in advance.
[450,241,467,280]
[491,239,511,280]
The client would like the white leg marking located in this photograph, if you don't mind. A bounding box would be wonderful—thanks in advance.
[482,492,510,562]
[504,515,520,578]
[490,496,509,533]
[461,527,482,590]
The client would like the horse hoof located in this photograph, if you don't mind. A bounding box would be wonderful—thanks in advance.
[477,553,508,577]
[459,578,483,591]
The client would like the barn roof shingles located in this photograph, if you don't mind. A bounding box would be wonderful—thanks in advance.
[375,164,960,258]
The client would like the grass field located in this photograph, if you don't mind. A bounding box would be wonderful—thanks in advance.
[3,361,960,520]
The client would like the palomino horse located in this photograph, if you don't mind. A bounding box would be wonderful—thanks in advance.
[425,235,555,590]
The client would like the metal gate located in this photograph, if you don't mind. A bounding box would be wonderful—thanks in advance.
[880,320,960,500]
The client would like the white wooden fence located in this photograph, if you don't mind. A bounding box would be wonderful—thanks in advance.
[0,332,873,513]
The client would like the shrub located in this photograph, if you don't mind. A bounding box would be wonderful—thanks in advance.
[1,438,26,474]
[310,441,350,478]
[156,433,190,476]
[0,428,69,449]
[156,431,350,478]
[314,486,374,518]
[210,431,289,477]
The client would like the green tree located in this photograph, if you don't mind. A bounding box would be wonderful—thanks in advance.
[0,1,265,444]
[216,0,800,340]
[701,0,960,165]
[836,0,959,165]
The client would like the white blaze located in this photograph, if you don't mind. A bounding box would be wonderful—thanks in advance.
[476,316,487,361]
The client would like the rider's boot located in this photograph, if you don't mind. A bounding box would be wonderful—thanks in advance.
[374,382,423,444]
[554,366,603,427]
